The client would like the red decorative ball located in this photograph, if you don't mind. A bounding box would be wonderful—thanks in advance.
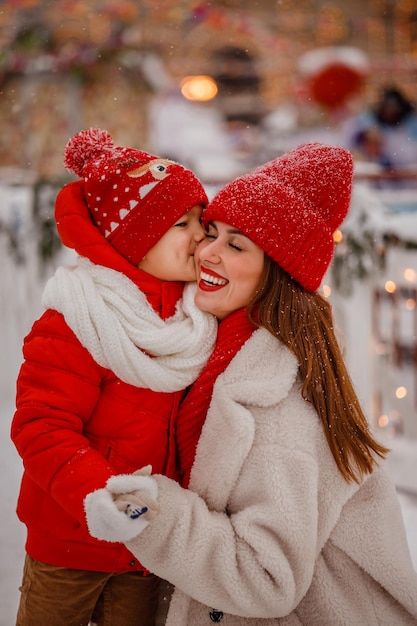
[308,63,365,109]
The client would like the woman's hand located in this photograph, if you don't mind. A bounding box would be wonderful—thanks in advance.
[84,467,159,542]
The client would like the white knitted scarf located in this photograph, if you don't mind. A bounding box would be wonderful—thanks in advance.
[42,256,217,392]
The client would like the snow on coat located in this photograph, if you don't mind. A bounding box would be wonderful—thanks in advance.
[123,329,417,624]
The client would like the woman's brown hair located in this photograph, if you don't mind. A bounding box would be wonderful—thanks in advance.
[248,254,389,483]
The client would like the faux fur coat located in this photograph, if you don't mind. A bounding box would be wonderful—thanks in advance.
[124,329,417,625]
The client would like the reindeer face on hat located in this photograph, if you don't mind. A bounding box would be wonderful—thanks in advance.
[64,128,208,265]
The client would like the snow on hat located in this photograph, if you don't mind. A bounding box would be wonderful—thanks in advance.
[64,128,208,265]
[203,142,353,291]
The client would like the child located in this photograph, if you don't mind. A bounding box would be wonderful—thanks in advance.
[11,128,217,626]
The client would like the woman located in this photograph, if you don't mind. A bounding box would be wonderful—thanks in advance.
[85,143,417,624]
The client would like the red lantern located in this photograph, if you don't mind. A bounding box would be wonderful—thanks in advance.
[299,47,369,110]
[308,62,366,109]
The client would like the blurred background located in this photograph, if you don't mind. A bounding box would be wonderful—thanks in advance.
[2,0,417,433]
[1,0,417,180]
[1,4,417,621]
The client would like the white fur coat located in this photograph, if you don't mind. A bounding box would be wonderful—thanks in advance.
[124,329,417,625]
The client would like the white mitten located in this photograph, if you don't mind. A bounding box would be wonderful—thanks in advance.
[84,472,158,543]
[106,471,157,499]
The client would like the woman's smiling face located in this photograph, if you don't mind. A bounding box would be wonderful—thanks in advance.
[194,220,265,320]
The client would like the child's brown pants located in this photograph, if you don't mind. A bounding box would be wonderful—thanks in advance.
[16,554,161,626]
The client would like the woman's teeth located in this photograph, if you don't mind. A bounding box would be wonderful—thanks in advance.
[200,270,227,286]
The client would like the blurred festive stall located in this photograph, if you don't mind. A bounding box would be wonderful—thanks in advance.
[328,178,417,441]
[1,0,417,179]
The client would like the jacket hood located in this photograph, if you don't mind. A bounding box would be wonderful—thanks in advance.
[55,180,153,284]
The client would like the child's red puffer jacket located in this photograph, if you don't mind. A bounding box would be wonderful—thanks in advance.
[11,180,185,572]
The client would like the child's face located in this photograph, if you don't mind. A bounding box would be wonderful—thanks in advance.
[138,205,205,281]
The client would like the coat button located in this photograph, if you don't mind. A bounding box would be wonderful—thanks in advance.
[129,559,136,566]
[209,609,224,622]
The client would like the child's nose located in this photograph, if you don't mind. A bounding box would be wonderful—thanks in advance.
[193,222,206,241]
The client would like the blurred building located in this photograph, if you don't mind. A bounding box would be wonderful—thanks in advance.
[0,0,417,179]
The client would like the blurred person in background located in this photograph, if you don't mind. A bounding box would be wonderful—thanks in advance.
[344,87,417,185]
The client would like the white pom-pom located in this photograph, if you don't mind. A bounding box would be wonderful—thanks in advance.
[64,128,115,176]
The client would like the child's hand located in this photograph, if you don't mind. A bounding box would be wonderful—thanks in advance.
[84,471,158,543]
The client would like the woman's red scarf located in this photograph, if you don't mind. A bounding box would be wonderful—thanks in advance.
[175,307,257,487]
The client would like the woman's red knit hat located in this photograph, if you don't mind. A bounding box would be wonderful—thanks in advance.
[63,128,208,265]
[203,142,353,291]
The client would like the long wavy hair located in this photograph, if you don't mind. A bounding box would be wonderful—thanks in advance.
[248,254,389,483]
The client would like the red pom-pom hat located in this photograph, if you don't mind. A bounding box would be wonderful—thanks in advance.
[203,142,353,292]
[61,128,208,266]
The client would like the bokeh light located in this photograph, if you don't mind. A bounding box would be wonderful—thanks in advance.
[180,75,218,102]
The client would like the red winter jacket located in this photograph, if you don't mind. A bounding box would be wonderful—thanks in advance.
[11,181,185,573]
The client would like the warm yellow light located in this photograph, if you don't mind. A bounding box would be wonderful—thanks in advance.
[180,75,218,101]
[333,229,343,243]
[384,280,397,294]
[378,414,389,428]
[403,267,417,282]
[395,386,407,399]
[322,284,331,298]
[405,298,416,310]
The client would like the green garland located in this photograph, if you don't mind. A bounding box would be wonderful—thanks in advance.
[331,231,385,296]
[33,180,65,264]
[0,180,64,269]
[330,186,417,296]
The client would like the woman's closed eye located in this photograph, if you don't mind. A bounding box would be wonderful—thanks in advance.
[205,231,243,251]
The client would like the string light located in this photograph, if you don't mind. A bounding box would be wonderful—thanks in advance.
[322,284,332,298]
[395,386,407,399]
[378,414,389,428]
[333,229,343,243]
[403,267,417,282]
[384,280,396,293]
